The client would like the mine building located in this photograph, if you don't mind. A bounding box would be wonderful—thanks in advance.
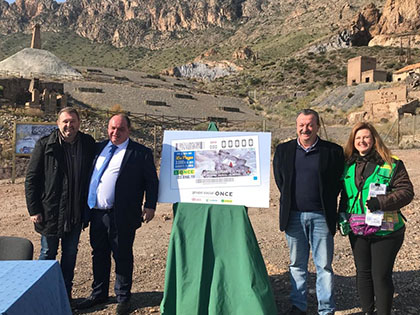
[393,62,420,82]
[347,56,387,86]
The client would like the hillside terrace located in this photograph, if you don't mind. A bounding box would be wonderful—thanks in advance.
[66,66,261,123]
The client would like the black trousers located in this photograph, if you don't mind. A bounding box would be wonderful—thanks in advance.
[89,209,136,302]
[349,226,405,315]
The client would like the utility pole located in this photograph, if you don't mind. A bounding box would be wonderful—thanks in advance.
[407,36,411,64]
[399,37,403,63]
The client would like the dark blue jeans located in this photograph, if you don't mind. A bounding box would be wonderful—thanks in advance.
[39,225,82,296]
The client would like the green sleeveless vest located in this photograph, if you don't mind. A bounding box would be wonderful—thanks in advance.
[342,157,404,236]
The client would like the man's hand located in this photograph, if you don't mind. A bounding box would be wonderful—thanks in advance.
[142,208,155,223]
[30,214,42,224]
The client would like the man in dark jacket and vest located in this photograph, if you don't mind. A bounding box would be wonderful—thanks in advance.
[25,107,95,299]
[273,109,344,315]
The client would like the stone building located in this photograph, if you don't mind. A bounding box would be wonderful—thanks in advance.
[347,56,387,86]
[362,85,407,122]
[393,62,420,82]
[0,78,63,106]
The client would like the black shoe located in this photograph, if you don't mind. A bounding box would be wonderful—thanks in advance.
[289,305,306,315]
[69,298,77,310]
[75,295,109,309]
[116,300,131,315]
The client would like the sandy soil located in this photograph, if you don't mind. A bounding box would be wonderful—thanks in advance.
[0,149,419,315]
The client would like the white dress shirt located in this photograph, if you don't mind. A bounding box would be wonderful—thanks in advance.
[89,138,129,209]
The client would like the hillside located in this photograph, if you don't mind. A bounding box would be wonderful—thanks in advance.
[0,0,385,49]
[0,0,387,68]
[1,0,420,124]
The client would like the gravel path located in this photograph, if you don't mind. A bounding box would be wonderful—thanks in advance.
[0,149,419,315]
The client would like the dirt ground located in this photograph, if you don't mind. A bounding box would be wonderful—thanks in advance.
[0,149,419,315]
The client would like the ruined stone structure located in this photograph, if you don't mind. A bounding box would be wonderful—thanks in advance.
[42,89,50,110]
[0,78,63,106]
[0,24,75,113]
[347,56,387,86]
[26,78,41,109]
[31,24,41,49]
[363,85,407,122]
[393,62,420,82]
[31,89,40,105]
[57,94,67,108]
[361,69,387,84]
[47,90,57,113]
[0,78,31,105]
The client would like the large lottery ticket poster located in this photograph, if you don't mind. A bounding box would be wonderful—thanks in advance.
[158,131,271,208]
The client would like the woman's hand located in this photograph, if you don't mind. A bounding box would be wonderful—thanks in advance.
[366,197,380,211]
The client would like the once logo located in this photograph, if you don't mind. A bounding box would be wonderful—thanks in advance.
[215,191,233,197]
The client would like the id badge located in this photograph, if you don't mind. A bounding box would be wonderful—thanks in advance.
[368,183,387,197]
[365,210,384,227]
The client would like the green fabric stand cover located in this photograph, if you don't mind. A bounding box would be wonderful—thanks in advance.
[160,203,277,315]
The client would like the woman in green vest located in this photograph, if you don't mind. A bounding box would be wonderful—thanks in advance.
[339,122,414,315]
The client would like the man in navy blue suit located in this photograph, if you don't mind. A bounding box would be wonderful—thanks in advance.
[77,114,159,315]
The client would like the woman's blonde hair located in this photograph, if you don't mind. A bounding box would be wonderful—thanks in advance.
[344,122,392,165]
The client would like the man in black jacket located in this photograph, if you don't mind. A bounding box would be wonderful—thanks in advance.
[25,107,95,299]
[76,114,159,315]
[273,109,344,315]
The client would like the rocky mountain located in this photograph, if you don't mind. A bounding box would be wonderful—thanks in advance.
[368,0,420,48]
[0,0,391,50]
[1,0,420,129]
[1,0,419,56]
[0,0,249,48]
[374,0,420,35]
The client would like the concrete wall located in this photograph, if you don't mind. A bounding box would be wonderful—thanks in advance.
[363,85,407,121]
[361,69,387,84]
[361,70,374,84]
[409,90,420,100]
[373,70,387,83]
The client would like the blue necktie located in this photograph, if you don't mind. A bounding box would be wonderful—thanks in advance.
[88,144,117,209]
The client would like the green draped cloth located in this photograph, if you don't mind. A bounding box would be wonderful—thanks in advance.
[160,203,277,315]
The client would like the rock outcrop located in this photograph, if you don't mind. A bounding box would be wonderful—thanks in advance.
[368,0,420,48]
[307,30,353,54]
[0,0,246,48]
[232,46,256,61]
[307,3,382,53]
[164,61,240,81]
[349,3,381,46]
[374,0,420,35]
[309,0,420,52]
[1,0,419,51]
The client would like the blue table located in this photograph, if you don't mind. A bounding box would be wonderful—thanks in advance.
[0,260,71,315]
